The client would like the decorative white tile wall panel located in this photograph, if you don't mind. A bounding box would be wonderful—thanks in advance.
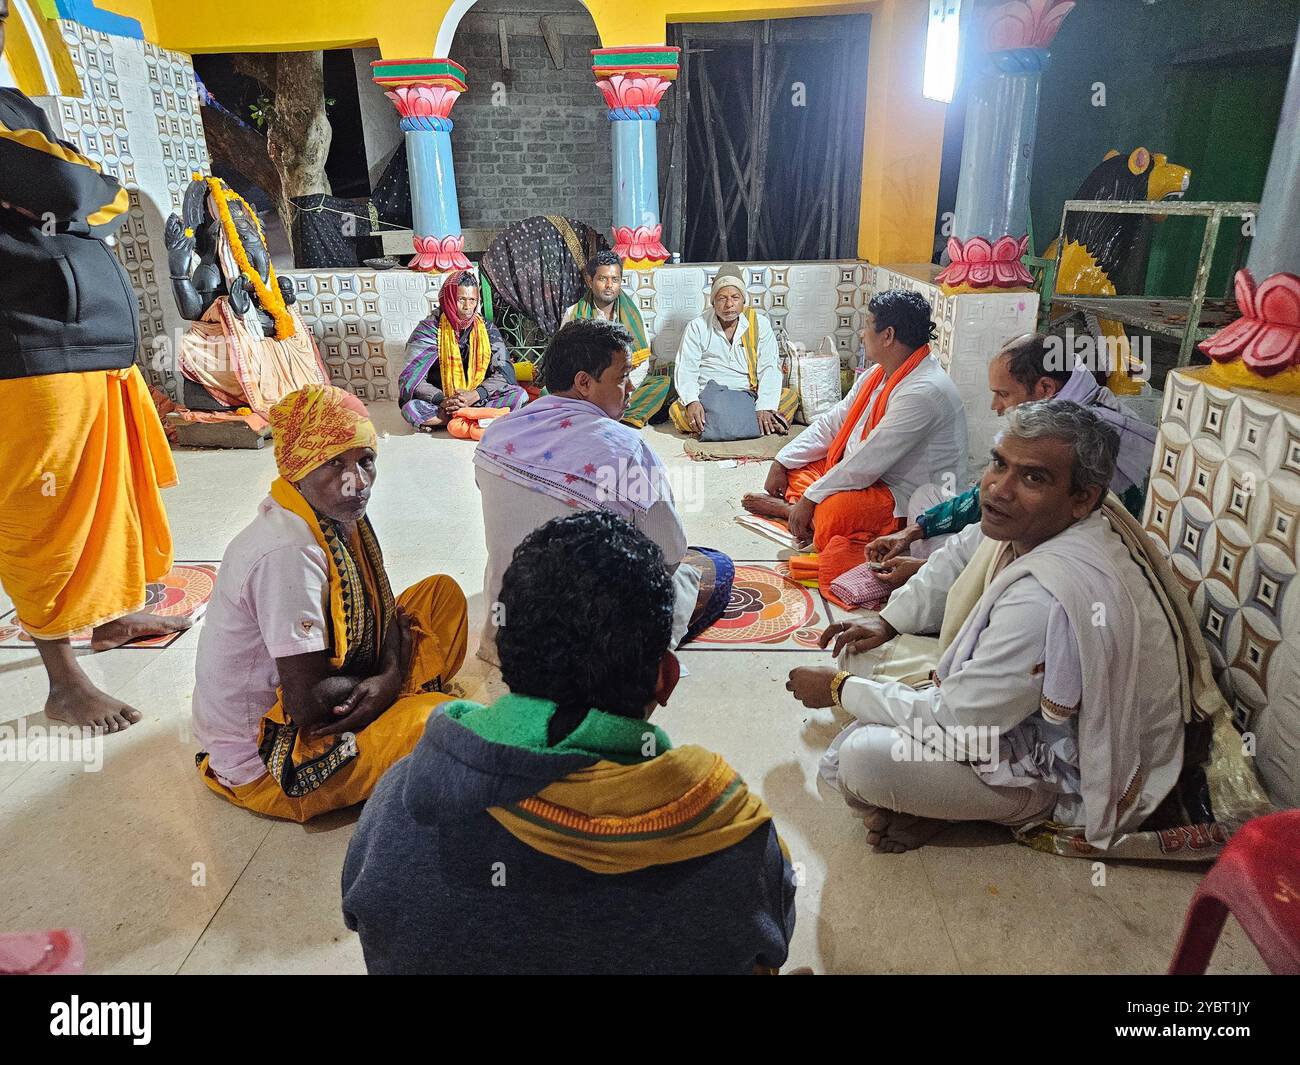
[1143,368,1300,807]
[284,262,873,399]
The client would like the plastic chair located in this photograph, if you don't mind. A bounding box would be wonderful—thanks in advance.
[1168,810,1300,974]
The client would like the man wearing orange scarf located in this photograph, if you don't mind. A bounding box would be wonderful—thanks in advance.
[743,291,967,554]
[192,384,470,821]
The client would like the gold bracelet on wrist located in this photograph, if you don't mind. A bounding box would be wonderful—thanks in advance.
[830,670,852,709]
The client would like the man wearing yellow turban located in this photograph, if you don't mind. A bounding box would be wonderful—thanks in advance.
[191,384,470,821]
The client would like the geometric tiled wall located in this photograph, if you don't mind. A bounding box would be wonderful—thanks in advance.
[1143,367,1300,807]
[46,23,210,396]
[282,262,872,404]
[284,269,445,403]
[282,260,1043,480]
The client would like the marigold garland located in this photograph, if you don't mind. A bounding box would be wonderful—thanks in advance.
[204,177,295,341]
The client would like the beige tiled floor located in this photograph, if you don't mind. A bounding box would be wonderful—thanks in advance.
[0,405,1265,974]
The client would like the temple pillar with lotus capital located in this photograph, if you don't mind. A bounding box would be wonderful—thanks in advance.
[372,57,472,273]
[591,46,680,269]
[937,0,1076,294]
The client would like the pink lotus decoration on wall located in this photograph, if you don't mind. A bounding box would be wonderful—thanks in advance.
[986,0,1076,51]
[596,74,674,112]
[384,84,462,120]
[612,223,669,264]
[410,234,471,273]
[935,234,1033,289]
[1200,269,1300,375]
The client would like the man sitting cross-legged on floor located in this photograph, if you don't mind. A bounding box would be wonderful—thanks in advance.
[743,289,967,551]
[786,401,1185,854]
[475,318,734,665]
[867,332,1159,589]
[342,511,797,974]
[192,384,469,822]
[669,266,799,437]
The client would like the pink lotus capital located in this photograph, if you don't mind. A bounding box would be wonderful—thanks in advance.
[410,234,472,273]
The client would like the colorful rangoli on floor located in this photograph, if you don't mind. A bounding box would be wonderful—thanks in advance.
[0,562,219,651]
[687,561,853,652]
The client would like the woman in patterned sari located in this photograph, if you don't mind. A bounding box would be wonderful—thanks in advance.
[397,271,528,436]
[192,385,469,821]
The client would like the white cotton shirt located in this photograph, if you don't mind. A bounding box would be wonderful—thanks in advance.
[192,496,331,787]
[673,308,782,410]
[775,353,968,515]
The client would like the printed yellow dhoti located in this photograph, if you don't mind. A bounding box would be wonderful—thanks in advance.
[0,366,176,639]
[196,573,469,822]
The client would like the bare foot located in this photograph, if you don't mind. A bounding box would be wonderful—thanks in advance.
[418,415,447,433]
[91,612,192,652]
[863,807,951,853]
[742,492,793,520]
[45,681,142,734]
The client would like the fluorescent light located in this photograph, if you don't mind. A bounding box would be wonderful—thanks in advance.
[923,0,961,103]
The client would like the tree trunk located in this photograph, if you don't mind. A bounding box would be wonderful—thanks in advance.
[231,50,332,262]
[199,104,283,209]
[265,52,332,262]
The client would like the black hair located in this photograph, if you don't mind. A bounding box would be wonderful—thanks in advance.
[998,333,1072,391]
[497,511,675,729]
[866,289,937,349]
[585,249,622,278]
[541,318,633,392]
[448,269,479,289]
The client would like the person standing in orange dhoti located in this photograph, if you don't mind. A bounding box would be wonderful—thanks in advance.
[1,20,188,734]
[742,290,968,553]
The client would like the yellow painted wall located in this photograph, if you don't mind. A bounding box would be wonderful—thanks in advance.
[857,0,946,262]
[103,0,895,52]
[99,0,157,41]
[103,0,943,263]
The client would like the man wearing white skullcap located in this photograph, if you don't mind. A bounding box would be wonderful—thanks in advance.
[670,266,799,437]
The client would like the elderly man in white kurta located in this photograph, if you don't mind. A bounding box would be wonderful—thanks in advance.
[743,289,967,552]
[669,266,799,437]
[786,400,1185,854]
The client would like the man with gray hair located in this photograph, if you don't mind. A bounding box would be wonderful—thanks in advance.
[785,400,1186,854]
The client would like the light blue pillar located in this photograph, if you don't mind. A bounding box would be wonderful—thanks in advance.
[952,48,1048,244]
[611,119,660,235]
[405,121,463,241]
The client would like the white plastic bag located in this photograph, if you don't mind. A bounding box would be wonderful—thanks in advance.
[790,335,843,425]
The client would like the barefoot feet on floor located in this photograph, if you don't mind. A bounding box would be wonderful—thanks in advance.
[90,612,192,652]
[44,683,142,734]
[418,415,447,433]
[741,492,793,520]
[863,808,951,853]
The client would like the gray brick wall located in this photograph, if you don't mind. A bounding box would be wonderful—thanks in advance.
[448,32,612,236]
